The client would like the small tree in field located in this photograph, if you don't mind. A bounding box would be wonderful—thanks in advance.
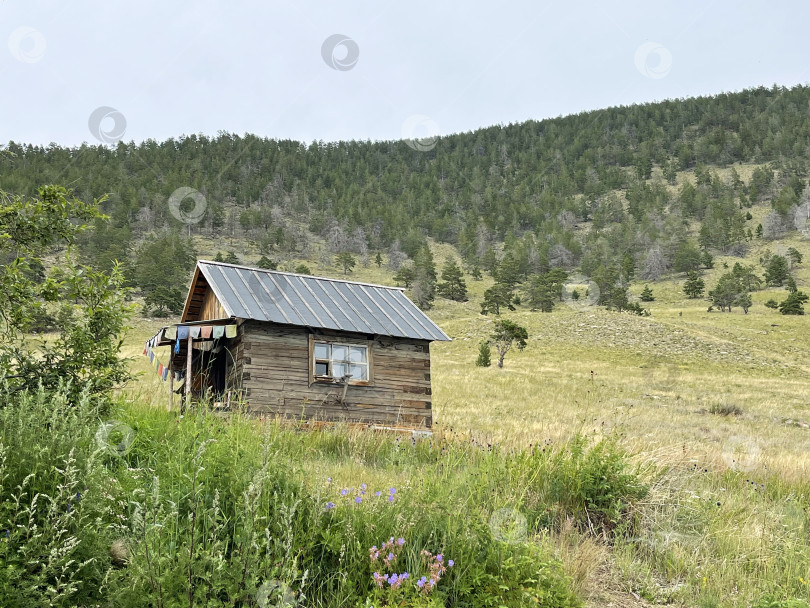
[490,319,528,368]
[475,341,491,367]
[683,271,705,298]
[437,258,468,301]
[778,290,809,315]
[481,283,515,315]
[335,252,356,274]
[393,264,415,288]
[640,285,655,302]
[257,255,278,270]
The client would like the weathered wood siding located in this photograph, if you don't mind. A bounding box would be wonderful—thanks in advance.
[199,288,227,321]
[237,321,433,428]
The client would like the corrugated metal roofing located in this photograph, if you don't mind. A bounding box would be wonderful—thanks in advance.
[195,261,451,342]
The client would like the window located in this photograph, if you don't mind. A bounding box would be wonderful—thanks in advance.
[313,341,369,383]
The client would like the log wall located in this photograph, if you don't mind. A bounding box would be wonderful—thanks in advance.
[236,320,433,428]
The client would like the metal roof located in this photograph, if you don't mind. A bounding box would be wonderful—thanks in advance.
[194,261,451,342]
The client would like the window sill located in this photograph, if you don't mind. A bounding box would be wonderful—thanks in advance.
[312,376,370,387]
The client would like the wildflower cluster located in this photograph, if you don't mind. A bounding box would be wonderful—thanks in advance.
[416,549,453,593]
[368,538,454,596]
[324,480,397,510]
[370,536,407,587]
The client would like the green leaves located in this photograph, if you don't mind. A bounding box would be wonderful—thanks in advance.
[0,187,132,404]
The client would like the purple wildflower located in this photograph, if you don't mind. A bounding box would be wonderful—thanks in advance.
[375,490,382,497]
[340,488,348,496]
[397,537,405,546]
[448,559,454,567]
[388,495,394,502]
[388,552,394,561]
[437,554,443,563]
[355,496,362,504]
[325,502,335,510]
[417,577,426,588]
[389,487,396,494]
[360,483,367,490]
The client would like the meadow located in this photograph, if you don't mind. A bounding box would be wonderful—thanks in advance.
[110,229,810,608]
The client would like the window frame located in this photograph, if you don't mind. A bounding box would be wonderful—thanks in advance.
[308,334,373,386]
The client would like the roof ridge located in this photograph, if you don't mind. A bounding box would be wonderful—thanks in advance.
[197,260,406,291]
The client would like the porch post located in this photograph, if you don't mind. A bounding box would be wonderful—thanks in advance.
[185,333,192,410]
[167,357,173,412]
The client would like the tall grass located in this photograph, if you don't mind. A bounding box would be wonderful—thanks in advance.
[1,390,651,607]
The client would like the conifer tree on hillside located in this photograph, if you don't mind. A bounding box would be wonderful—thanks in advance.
[683,271,705,299]
[437,258,468,301]
[490,319,529,368]
[335,252,356,274]
[392,263,415,288]
[779,290,808,315]
[411,245,437,310]
[480,284,515,315]
[764,255,790,286]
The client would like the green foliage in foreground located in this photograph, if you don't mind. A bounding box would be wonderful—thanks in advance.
[0,389,655,607]
[0,186,132,404]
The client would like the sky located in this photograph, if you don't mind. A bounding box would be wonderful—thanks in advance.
[2,1,809,147]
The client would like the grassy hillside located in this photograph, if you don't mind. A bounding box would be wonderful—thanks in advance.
[119,197,810,606]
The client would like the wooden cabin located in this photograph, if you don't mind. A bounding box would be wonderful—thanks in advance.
[146,261,450,430]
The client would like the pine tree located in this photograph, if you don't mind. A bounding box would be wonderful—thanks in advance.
[393,264,415,288]
[490,319,529,368]
[257,255,278,270]
[755,224,763,238]
[764,255,790,286]
[374,252,383,267]
[475,341,491,367]
[412,245,437,309]
[640,285,655,302]
[700,250,714,269]
[335,252,356,274]
[436,258,468,301]
[778,290,809,315]
[683,271,705,298]
[708,273,744,312]
[480,283,515,315]
[526,271,566,312]
[787,247,803,265]
[471,264,483,280]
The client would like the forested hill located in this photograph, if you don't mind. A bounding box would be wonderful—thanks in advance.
[2,84,810,313]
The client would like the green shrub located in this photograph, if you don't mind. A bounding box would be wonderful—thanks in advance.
[475,341,491,367]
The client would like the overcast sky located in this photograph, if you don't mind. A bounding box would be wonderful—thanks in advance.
[2,1,809,147]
